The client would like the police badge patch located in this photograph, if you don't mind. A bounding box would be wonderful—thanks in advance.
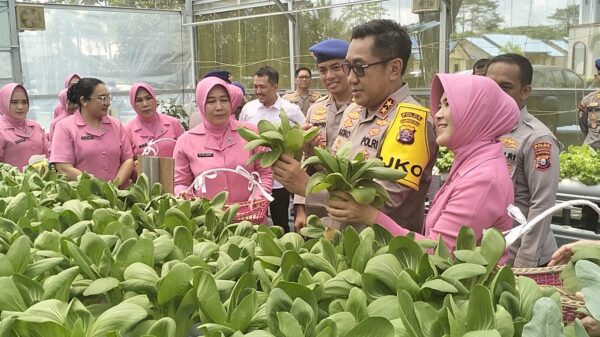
[397,125,416,144]
[533,142,552,171]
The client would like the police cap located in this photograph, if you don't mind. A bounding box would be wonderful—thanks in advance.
[309,39,350,64]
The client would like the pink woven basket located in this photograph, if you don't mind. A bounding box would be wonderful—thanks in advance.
[512,265,586,322]
[226,198,270,225]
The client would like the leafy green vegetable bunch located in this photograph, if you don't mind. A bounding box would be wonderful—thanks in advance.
[559,145,600,185]
[435,147,454,174]
[238,109,319,167]
[302,142,405,207]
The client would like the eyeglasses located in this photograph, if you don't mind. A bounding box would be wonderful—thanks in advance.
[341,59,393,77]
[90,95,112,103]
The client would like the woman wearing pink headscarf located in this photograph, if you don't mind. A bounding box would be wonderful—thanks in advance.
[49,89,79,142]
[173,77,273,202]
[326,74,519,252]
[0,83,49,170]
[125,82,184,159]
[53,74,80,119]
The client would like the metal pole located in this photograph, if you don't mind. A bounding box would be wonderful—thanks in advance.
[438,0,449,74]
[288,0,295,92]
[185,0,385,26]
[7,0,23,84]
[185,0,197,85]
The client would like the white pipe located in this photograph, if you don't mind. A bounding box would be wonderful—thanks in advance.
[505,200,600,247]
[184,0,386,27]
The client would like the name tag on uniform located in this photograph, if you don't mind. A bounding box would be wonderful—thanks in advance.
[81,135,95,140]
[198,152,214,158]
[14,138,25,144]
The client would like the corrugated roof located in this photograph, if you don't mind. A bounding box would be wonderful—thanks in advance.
[483,34,565,57]
[550,39,569,52]
[465,37,502,56]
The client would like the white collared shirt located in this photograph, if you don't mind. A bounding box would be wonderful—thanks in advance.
[240,95,306,189]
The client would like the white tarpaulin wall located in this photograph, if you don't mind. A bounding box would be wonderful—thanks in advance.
[18,5,194,129]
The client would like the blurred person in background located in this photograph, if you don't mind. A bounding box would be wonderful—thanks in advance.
[283,67,321,115]
[472,58,489,76]
[577,58,600,231]
[0,83,49,171]
[49,89,79,142]
[53,73,80,119]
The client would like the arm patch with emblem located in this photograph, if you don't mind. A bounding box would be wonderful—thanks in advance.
[533,142,552,171]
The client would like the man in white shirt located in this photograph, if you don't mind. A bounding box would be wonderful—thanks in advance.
[239,66,306,231]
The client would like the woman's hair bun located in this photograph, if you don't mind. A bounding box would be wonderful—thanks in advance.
[67,82,79,104]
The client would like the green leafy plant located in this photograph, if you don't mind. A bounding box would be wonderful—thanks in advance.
[159,98,189,131]
[560,145,600,185]
[302,141,405,208]
[435,146,454,173]
[238,108,320,167]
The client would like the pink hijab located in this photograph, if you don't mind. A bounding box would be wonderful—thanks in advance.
[430,74,519,176]
[229,84,245,112]
[195,77,235,149]
[129,82,160,130]
[53,74,80,119]
[64,74,80,88]
[0,83,29,127]
[53,89,69,118]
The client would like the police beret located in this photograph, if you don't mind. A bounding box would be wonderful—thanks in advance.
[309,39,350,64]
[203,70,232,83]
[595,59,600,71]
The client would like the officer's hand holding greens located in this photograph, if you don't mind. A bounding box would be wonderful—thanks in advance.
[238,108,320,167]
[302,141,405,208]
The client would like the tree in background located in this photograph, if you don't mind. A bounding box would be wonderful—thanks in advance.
[455,0,503,34]
[548,4,579,31]
[340,3,385,34]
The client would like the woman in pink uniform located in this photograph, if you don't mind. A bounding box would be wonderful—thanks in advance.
[125,82,184,158]
[49,89,79,142]
[0,83,49,170]
[50,78,134,188]
[326,74,519,252]
[53,73,80,119]
[173,77,273,203]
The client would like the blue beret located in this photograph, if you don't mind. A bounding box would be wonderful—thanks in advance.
[309,39,349,64]
[203,70,232,83]
[595,59,600,71]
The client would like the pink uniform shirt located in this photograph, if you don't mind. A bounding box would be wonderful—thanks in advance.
[375,74,519,258]
[173,77,273,202]
[173,121,273,201]
[50,111,133,182]
[0,83,49,170]
[125,83,184,158]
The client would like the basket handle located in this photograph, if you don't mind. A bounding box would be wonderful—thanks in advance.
[140,138,177,156]
[187,165,274,202]
[504,200,600,247]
